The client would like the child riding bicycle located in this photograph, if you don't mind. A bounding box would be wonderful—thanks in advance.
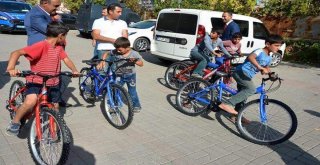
[218,34,284,122]
[190,28,231,78]
[6,22,80,136]
[98,37,144,113]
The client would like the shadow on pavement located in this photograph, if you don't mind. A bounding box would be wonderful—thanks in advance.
[214,111,241,137]
[68,145,96,164]
[140,51,172,67]
[157,77,169,89]
[0,61,11,90]
[304,109,320,118]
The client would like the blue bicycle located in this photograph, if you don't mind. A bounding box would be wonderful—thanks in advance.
[176,72,298,145]
[79,59,134,129]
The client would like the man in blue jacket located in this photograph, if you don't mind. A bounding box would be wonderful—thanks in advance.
[221,11,240,41]
[24,0,61,46]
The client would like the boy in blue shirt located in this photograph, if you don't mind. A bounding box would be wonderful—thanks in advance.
[218,34,284,122]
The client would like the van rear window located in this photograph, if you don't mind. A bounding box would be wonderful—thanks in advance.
[156,13,198,35]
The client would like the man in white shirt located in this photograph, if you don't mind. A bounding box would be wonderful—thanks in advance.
[91,3,128,59]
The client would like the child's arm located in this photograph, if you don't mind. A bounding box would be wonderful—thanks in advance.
[63,57,79,74]
[135,59,143,67]
[6,49,26,76]
[247,53,269,74]
[97,52,109,70]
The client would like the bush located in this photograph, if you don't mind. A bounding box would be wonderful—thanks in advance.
[284,39,320,67]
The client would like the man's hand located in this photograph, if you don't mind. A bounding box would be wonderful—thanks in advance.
[6,69,20,77]
[260,68,269,75]
[72,71,81,77]
[97,61,106,70]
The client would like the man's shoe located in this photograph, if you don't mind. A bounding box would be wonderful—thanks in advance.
[6,121,21,136]
[59,101,72,107]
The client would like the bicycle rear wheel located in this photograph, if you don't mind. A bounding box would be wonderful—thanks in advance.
[102,84,133,129]
[79,67,95,104]
[164,61,194,90]
[176,78,214,116]
[9,80,26,125]
[28,108,71,164]
[237,99,298,145]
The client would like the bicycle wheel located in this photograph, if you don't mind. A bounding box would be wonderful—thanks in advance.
[237,99,298,145]
[176,78,214,116]
[8,80,26,125]
[164,61,194,90]
[28,107,71,165]
[102,83,133,129]
[79,67,95,104]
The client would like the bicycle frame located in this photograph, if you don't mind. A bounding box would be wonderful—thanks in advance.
[189,76,269,123]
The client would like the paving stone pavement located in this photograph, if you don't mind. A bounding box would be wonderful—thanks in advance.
[0,31,319,165]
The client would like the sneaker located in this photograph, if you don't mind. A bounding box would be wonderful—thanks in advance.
[191,73,203,79]
[6,121,21,136]
[133,107,142,113]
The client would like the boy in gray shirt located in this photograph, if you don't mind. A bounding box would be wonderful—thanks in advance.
[99,37,144,112]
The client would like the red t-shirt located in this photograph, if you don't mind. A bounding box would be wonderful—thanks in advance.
[23,40,67,86]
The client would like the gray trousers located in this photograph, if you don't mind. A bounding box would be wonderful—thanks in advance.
[225,70,256,107]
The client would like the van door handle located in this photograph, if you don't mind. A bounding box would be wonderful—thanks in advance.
[251,41,254,48]
[247,41,250,47]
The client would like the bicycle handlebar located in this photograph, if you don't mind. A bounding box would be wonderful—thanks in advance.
[263,72,283,93]
[4,71,82,78]
[82,58,139,66]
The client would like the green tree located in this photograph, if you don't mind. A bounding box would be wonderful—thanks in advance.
[26,0,38,5]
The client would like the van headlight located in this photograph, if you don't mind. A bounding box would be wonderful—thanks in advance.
[0,16,8,20]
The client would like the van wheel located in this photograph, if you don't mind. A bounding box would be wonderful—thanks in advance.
[270,52,282,67]
[133,38,149,51]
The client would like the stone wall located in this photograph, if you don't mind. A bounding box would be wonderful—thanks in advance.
[261,15,320,40]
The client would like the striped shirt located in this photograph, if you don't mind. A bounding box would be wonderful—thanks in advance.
[23,40,67,86]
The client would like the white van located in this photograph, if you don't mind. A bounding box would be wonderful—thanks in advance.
[151,9,286,67]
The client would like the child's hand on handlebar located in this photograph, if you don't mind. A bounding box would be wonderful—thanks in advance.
[97,61,106,70]
[6,69,20,77]
[260,68,270,75]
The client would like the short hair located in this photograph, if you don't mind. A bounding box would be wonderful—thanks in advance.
[46,21,69,37]
[266,34,284,45]
[232,32,242,39]
[211,28,223,35]
[40,0,51,4]
[107,3,122,13]
[223,11,233,17]
[114,37,130,48]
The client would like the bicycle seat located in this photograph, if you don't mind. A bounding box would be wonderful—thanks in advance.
[215,71,228,77]
[82,59,102,66]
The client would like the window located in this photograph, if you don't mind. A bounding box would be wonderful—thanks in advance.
[211,18,249,37]
[156,13,198,34]
[129,20,156,29]
[253,22,270,39]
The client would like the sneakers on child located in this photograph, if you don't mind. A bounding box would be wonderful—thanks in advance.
[133,107,142,113]
[6,121,21,136]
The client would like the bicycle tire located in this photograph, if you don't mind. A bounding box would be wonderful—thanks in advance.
[176,78,214,116]
[28,107,71,165]
[101,83,133,129]
[164,61,194,90]
[236,99,298,145]
[79,67,95,104]
[8,80,26,125]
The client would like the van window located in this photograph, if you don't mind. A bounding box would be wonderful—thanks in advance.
[156,13,198,35]
[211,18,249,37]
[253,22,270,39]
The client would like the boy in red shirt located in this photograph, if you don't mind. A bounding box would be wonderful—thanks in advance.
[6,22,79,136]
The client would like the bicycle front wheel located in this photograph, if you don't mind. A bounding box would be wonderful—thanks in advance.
[237,99,298,145]
[164,61,193,90]
[102,84,133,129]
[176,78,214,116]
[28,108,71,165]
[79,67,95,104]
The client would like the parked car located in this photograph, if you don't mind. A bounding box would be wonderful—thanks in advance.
[128,19,156,51]
[59,13,77,30]
[151,9,286,67]
[0,1,31,33]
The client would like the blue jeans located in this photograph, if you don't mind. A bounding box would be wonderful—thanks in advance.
[117,73,141,108]
[190,49,211,76]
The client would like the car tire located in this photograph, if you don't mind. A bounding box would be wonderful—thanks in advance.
[270,52,282,67]
[133,37,149,51]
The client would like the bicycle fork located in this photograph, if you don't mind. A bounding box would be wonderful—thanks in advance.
[259,94,269,124]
